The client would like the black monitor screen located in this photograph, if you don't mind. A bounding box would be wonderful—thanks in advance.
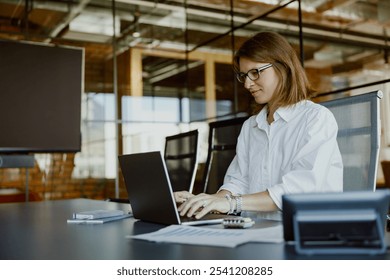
[0,40,83,153]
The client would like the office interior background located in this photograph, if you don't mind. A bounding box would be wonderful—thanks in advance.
[0,0,389,202]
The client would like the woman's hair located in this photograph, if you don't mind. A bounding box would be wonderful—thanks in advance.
[233,31,314,114]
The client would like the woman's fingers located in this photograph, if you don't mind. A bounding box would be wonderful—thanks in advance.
[178,194,207,216]
[174,191,194,203]
[178,194,219,219]
[185,199,208,218]
[179,194,229,219]
[178,193,231,219]
[194,200,213,219]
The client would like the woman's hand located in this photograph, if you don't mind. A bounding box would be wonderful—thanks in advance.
[174,191,194,204]
[177,192,231,219]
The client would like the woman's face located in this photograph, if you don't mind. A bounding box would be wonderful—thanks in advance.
[239,57,279,105]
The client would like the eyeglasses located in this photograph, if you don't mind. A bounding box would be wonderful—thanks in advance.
[236,63,273,83]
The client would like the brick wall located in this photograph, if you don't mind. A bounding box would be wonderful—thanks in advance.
[0,153,128,203]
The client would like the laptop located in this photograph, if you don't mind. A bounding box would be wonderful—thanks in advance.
[118,151,228,226]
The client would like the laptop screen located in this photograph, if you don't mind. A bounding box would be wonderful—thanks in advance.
[119,151,182,225]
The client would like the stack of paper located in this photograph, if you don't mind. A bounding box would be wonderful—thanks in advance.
[67,209,132,224]
[129,224,284,247]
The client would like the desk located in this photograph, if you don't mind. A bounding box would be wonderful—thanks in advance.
[0,198,389,260]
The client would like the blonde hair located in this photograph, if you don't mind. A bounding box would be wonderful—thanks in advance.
[233,32,314,114]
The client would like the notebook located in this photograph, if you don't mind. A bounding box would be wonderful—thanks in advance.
[118,151,228,226]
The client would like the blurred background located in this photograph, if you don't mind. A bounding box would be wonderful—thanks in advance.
[0,0,389,201]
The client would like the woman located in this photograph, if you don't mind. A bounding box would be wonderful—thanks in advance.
[176,31,343,220]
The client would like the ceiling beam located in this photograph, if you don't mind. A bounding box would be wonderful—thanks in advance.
[315,0,358,13]
[45,0,91,41]
[331,52,384,73]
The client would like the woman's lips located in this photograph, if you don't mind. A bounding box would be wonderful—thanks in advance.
[250,89,261,96]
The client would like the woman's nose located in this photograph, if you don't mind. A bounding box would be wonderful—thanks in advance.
[244,77,253,89]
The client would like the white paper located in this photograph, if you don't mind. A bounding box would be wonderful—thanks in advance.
[128,224,284,247]
[246,225,284,243]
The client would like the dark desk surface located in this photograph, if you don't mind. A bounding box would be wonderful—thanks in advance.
[0,198,389,260]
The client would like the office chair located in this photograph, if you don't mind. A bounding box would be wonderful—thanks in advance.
[380,161,390,189]
[164,129,199,193]
[320,90,382,191]
[107,130,199,203]
[201,116,248,194]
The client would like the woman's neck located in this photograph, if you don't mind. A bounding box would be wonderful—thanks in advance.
[267,105,277,124]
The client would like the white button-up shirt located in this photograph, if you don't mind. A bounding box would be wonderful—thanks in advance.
[220,100,343,216]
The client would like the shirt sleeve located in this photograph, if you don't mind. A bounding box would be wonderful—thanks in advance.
[268,107,343,209]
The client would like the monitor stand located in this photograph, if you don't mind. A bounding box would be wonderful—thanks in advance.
[0,155,35,202]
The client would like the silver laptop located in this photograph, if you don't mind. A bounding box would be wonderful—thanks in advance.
[118,151,227,226]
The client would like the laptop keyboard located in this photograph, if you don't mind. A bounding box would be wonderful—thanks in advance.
[179,212,229,224]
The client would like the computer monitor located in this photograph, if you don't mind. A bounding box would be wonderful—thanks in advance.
[0,40,83,154]
[282,190,390,255]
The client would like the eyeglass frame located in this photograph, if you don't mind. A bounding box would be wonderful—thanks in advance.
[235,63,273,83]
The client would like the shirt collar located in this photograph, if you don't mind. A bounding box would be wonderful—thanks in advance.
[256,100,308,125]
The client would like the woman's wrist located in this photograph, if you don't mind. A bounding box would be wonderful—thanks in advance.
[224,194,236,214]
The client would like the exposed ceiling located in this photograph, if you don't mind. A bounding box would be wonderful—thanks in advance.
[0,0,389,96]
